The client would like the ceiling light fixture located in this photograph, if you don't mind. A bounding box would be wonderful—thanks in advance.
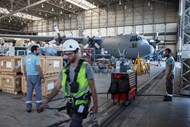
[60,11,63,14]
[45,13,47,17]
[119,1,121,5]
[41,4,44,8]
[52,8,54,11]
[148,2,151,6]
[60,0,63,4]
[39,12,41,15]
[124,5,127,9]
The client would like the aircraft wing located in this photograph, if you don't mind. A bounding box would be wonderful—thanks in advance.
[0,34,86,43]
[0,34,55,41]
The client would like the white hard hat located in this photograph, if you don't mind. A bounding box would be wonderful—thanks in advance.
[62,39,80,52]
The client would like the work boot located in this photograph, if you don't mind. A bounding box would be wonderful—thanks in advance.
[26,109,32,113]
[26,103,32,113]
[163,96,172,101]
[36,102,42,113]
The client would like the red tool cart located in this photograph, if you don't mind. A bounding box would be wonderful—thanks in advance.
[108,71,137,105]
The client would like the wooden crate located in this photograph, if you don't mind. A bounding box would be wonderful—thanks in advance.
[42,74,59,97]
[0,56,22,74]
[1,74,22,94]
[21,56,63,75]
[22,74,59,97]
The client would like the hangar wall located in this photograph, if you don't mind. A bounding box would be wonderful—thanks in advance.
[24,0,178,57]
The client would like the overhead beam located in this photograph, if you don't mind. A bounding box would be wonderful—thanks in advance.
[98,0,108,6]
[46,1,78,15]
[0,0,48,20]
[29,8,62,16]
[151,0,176,6]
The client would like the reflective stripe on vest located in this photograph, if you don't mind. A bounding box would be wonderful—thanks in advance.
[61,61,90,105]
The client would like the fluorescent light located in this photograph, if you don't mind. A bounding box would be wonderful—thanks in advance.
[0,7,42,20]
[14,12,42,20]
[66,0,96,10]
[0,7,9,14]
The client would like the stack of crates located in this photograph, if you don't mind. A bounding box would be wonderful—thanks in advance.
[21,56,63,97]
[0,56,22,94]
[81,48,95,65]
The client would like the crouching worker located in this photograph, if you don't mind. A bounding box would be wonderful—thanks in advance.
[38,39,98,127]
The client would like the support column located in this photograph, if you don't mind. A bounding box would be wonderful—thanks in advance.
[78,13,84,36]
[180,0,190,95]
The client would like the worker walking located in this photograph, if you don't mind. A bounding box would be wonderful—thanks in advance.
[157,53,162,66]
[23,45,45,112]
[163,48,175,101]
[38,39,98,127]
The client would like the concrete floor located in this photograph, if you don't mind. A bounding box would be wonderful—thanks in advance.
[0,62,189,127]
[119,62,190,127]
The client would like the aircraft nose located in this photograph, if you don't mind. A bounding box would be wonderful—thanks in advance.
[140,44,154,56]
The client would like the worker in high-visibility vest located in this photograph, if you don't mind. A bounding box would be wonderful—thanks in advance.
[38,39,98,127]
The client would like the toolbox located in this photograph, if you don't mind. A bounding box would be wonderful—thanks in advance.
[109,71,137,104]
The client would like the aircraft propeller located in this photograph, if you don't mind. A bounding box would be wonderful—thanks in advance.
[83,36,100,49]
[48,25,66,45]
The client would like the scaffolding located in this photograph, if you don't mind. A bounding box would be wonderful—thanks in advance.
[179,0,190,95]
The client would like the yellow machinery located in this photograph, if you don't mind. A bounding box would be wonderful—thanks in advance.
[132,57,158,75]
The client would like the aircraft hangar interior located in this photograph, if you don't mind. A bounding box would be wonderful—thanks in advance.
[0,0,190,127]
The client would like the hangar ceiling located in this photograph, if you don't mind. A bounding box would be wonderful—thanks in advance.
[0,0,178,34]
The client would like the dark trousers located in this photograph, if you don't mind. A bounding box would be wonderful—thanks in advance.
[68,103,89,127]
[166,74,174,96]
[70,113,83,127]
[26,75,42,110]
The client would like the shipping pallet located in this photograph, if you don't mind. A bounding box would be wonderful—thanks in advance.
[1,71,22,75]
[44,71,60,76]
[2,88,21,95]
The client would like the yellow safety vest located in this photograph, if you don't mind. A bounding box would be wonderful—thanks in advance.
[61,61,90,105]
